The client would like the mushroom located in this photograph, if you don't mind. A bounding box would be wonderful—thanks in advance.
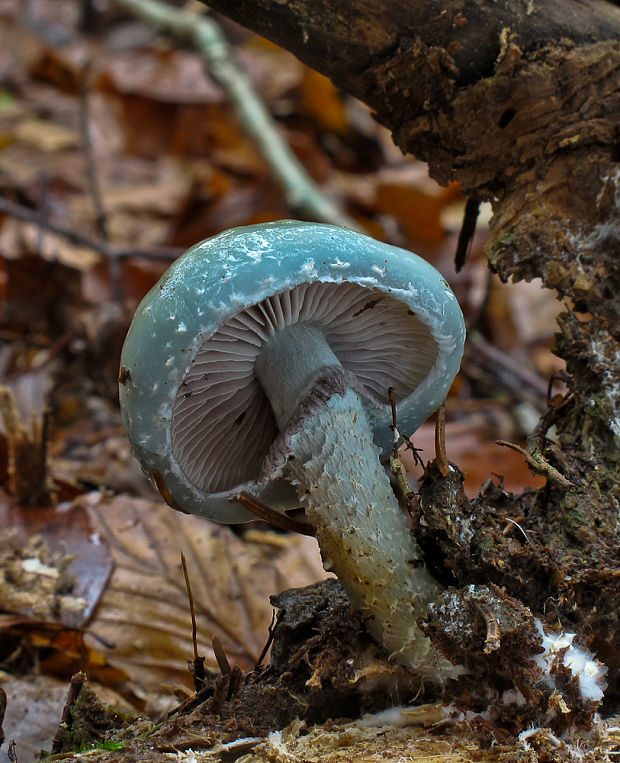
[119,220,465,680]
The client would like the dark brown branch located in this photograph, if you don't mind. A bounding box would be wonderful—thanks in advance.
[200,0,619,187]
[495,439,577,490]
[201,1,619,98]
[212,635,232,676]
[455,197,480,272]
[202,2,620,315]
[462,333,550,411]
[254,609,279,671]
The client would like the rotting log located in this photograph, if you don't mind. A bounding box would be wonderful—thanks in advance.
[202,0,620,700]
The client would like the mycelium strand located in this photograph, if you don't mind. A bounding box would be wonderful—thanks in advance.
[255,323,459,681]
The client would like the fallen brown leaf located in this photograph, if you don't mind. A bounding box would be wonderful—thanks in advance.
[78,493,327,693]
[0,494,114,629]
[14,118,79,153]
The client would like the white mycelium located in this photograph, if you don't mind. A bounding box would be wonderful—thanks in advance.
[534,619,607,704]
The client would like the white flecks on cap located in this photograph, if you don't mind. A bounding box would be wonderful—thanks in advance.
[299,259,318,278]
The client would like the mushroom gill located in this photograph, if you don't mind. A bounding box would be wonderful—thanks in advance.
[171,281,437,494]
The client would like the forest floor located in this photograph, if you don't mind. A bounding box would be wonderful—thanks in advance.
[0,1,616,760]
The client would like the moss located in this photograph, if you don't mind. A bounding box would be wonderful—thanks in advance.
[75,739,126,753]
[48,684,137,755]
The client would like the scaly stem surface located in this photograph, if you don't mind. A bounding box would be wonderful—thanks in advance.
[256,324,458,679]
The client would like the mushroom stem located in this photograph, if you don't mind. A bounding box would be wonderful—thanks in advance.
[255,324,341,426]
[256,324,458,680]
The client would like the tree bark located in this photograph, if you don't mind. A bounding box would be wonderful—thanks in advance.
[199,2,619,307]
[202,0,620,693]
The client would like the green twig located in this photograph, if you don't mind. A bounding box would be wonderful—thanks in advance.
[115,0,361,230]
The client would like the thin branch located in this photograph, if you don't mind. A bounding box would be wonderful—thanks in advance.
[114,0,362,231]
[181,553,199,664]
[0,195,183,261]
[80,64,125,299]
[238,492,315,536]
[463,332,550,410]
[455,196,480,272]
[50,672,87,755]
[388,386,424,467]
[212,635,232,676]
[495,439,577,490]
[79,66,109,243]
[254,609,279,671]
[387,386,422,529]
[181,552,206,692]
[434,404,450,477]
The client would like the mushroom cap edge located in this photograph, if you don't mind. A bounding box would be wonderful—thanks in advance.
[119,220,465,523]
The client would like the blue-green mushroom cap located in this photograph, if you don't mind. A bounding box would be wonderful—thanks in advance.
[119,221,465,523]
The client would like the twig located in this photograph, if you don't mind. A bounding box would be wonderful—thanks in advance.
[546,370,570,404]
[181,552,206,691]
[455,196,480,272]
[0,195,183,261]
[464,332,549,409]
[388,386,423,467]
[79,66,109,242]
[50,672,87,755]
[532,391,574,441]
[495,439,577,490]
[238,492,315,536]
[211,638,243,703]
[254,609,279,671]
[434,404,450,477]
[210,636,244,708]
[389,448,421,530]
[181,553,199,664]
[0,684,6,746]
[79,64,123,299]
[210,663,242,712]
[3,331,78,382]
[114,0,361,230]
[212,635,232,676]
[387,387,422,528]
